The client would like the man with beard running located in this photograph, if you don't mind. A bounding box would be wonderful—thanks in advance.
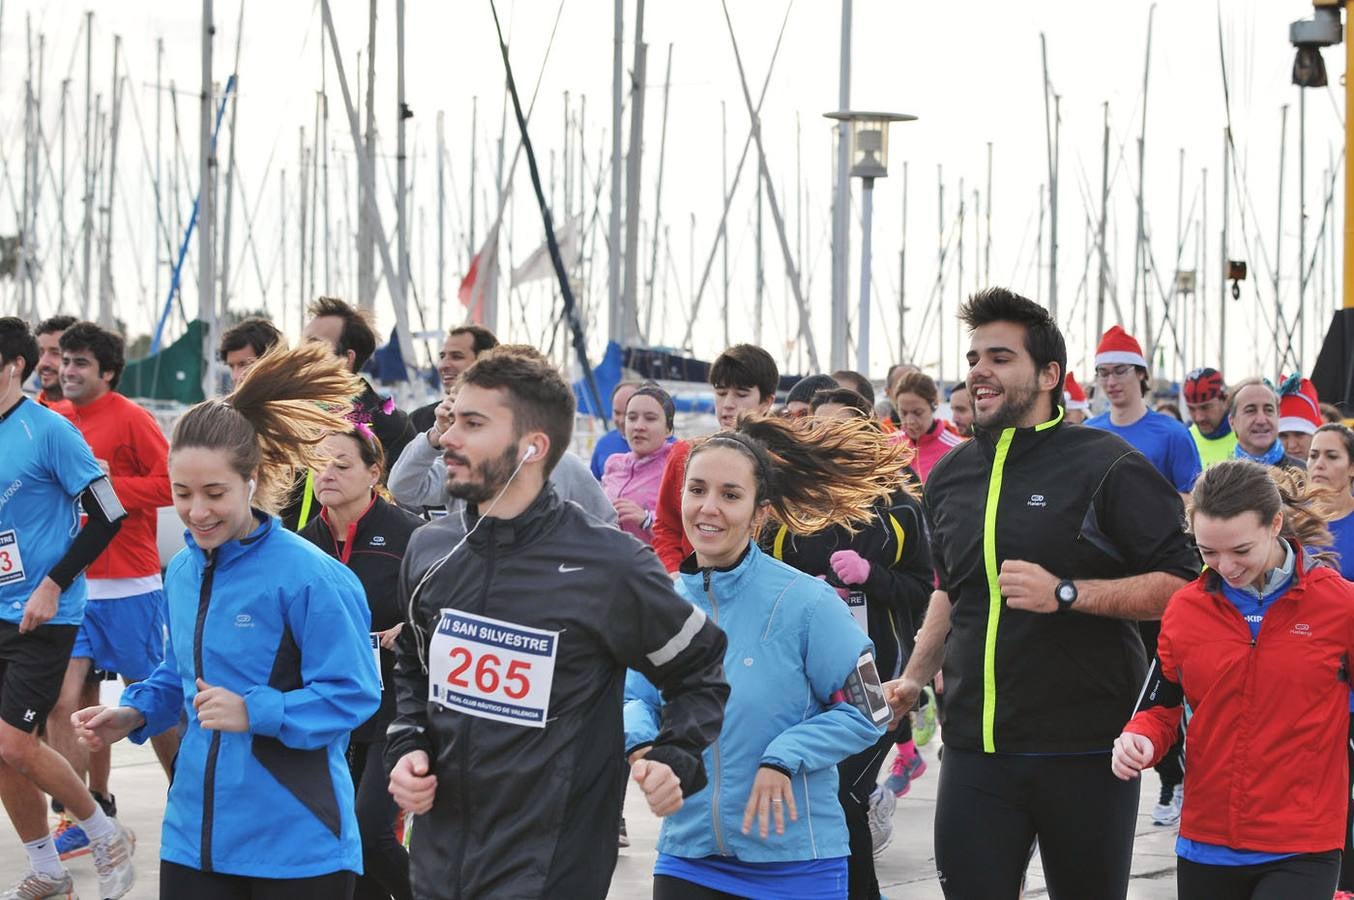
[32,316,76,413]
[882,289,1200,899]
[386,345,729,899]
[1183,367,1237,467]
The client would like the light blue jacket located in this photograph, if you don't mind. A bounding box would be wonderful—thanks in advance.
[625,543,883,862]
[122,515,380,878]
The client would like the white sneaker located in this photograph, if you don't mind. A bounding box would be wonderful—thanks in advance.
[89,822,135,899]
[0,870,76,899]
[1151,784,1183,826]
[868,786,897,857]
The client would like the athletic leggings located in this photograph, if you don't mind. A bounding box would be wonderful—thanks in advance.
[652,875,743,899]
[933,747,1139,899]
[1177,850,1341,900]
[160,861,354,900]
[839,728,899,900]
[348,739,413,900]
[1341,714,1354,891]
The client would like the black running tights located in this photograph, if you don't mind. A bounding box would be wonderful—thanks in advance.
[1177,851,1340,900]
[160,861,354,900]
[933,747,1139,899]
[652,875,743,899]
[349,739,413,900]
[839,728,899,900]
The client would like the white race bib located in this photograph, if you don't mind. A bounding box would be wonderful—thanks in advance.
[0,530,27,587]
[370,633,384,688]
[846,589,868,633]
[427,609,559,728]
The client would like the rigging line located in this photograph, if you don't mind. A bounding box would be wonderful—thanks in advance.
[487,0,607,422]
[677,0,794,349]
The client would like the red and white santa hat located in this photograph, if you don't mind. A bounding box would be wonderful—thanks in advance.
[1063,371,1089,411]
[1277,373,1321,435]
[1095,325,1148,369]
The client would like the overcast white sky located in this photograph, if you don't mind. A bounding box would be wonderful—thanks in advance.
[0,0,1342,386]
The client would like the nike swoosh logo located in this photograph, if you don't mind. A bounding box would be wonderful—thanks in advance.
[558,564,583,573]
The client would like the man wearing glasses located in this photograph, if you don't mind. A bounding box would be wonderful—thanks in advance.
[1084,325,1200,830]
[1085,326,1202,503]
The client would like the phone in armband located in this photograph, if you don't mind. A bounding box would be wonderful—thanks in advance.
[842,651,893,727]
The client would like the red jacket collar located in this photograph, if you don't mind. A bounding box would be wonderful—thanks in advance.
[320,493,379,564]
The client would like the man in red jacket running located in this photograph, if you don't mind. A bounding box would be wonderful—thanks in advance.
[651,344,779,572]
[45,323,178,857]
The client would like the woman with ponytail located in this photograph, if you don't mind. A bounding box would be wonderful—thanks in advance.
[626,412,900,899]
[71,343,382,899]
[1112,459,1354,899]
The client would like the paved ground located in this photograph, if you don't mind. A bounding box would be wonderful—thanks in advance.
[2,698,1181,899]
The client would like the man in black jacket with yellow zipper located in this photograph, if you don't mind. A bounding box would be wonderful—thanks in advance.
[884,289,1200,900]
[385,346,729,900]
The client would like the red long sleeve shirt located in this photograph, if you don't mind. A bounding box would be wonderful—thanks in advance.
[63,391,171,580]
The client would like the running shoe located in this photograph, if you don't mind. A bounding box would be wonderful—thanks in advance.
[52,817,89,861]
[90,791,117,819]
[1151,783,1183,827]
[867,786,896,857]
[912,686,938,747]
[883,749,928,798]
[618,817,629,849]
[0,870,75,899]
[89,821,135,899]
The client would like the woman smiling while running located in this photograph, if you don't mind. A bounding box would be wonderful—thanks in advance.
[73,344,381,899]
[627,413,902,899]
[1113,460,1354,899]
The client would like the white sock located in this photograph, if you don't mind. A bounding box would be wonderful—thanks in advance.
[76,804,115,843]
[22,834,64,879]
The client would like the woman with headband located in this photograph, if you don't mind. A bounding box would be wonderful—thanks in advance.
[601,383,678,545]
[302,424,423,900]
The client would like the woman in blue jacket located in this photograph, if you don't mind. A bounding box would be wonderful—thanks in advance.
[626,413,904,899]
[72,344,382,899]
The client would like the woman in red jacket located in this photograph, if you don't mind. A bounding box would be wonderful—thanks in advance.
[1112,459,1354,899]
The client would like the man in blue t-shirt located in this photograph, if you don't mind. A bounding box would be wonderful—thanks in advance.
[1086,326,1203,499]
[1085,325,1201,831]
[0,318,134,898]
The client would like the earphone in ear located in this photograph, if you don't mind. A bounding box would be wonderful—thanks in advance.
[522,445,537,461]
[247,478,257,502]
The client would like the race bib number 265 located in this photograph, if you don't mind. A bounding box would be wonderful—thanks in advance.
[428,609,559,728]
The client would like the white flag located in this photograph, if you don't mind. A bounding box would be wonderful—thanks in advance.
[511,218,580,287]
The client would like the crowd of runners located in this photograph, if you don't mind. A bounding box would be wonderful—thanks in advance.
[4,286,1354,899]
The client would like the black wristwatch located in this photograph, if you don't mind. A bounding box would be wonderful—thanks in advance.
[1054,579,1078,613]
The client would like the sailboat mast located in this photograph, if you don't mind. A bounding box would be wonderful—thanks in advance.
[199,0,218,394]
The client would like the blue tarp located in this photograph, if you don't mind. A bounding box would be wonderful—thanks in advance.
[363,327,409,383]
[574,340,623,420]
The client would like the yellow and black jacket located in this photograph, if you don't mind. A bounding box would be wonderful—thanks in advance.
[762,487,933,682]
[924,410,1199,754]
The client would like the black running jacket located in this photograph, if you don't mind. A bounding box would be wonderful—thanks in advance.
[385,484,729,899]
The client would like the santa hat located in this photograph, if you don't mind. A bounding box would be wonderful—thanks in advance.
[1063,371,1089,411]
[1095,325,1148,369]
[1277,373,1321,435]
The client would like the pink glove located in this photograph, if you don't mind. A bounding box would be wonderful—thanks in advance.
[830,549,871,586]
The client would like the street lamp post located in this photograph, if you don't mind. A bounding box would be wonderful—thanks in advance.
[824,111,915,376]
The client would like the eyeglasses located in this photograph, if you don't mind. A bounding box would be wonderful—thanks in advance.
[1095,365,1134,380]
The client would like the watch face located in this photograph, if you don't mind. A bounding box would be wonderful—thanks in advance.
[1057,583,1075,603]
